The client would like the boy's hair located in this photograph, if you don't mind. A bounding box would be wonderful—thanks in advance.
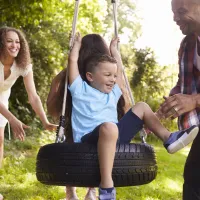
[84,54,117,74]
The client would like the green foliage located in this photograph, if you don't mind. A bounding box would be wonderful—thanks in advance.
[131,48,178,131]
[0,0,142,127]
[0,0,108,125]
[0,0,176,133]
[131,48,168,106]
[103,0,141,40]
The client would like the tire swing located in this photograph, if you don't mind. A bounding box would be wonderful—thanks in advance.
[36,0,157,187]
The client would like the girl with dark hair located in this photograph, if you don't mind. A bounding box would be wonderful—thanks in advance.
[47,33,130,200]
[0,26,57,199]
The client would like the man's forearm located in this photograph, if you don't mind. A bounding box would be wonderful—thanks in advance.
[193,94,200,108]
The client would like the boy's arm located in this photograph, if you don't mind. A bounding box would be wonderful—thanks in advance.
[68,33,82,85]
[110,37,124,89]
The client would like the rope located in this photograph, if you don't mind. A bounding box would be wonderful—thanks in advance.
[111,0,147,143]
[56,0,147,143]
[55,0,80,143]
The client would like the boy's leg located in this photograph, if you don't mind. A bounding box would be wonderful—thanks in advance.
[117,102,170,143]
[98,123,118,188]
[81,122,118,200]
[132,102,171,141]
[118,102,199,154]
[117,107,144,143]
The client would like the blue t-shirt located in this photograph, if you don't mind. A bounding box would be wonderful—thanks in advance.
[68,75,122,142]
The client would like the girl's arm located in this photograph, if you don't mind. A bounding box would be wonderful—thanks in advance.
[110,37,124,89]
[68,33,82,85]
[0,101,28,140]
[110,37,132,112]
[23,71,57,131]
[46,68,66,118]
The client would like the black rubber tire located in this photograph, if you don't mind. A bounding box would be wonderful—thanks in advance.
[36,143,157,187]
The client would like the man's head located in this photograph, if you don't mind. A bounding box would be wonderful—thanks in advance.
[84,54,118,94]
[172,0,200,35]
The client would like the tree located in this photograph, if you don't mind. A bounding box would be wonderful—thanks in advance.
[0,0,142,128]
[131,47,178,131]
[0,0,107,125]
[103,0,141,44]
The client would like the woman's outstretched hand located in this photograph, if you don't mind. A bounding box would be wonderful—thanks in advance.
[9,117,29,141]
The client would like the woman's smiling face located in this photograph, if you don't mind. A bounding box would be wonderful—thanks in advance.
[3,31,20,59]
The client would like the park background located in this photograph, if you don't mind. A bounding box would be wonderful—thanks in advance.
[0,0,187,199]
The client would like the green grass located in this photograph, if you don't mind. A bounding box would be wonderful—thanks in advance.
[0,132,188,200]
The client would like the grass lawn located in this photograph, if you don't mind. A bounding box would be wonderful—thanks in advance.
[0,130,189,200]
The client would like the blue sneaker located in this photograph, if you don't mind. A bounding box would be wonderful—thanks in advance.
[99,188,116,200]
[164,125,199,154]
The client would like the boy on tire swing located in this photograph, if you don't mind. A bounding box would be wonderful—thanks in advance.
[68,32,199,200]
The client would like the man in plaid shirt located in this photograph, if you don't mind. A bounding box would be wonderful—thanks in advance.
[158,0,200,199]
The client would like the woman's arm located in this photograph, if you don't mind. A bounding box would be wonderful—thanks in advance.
[46,68,66,118]
[23,71,57,131]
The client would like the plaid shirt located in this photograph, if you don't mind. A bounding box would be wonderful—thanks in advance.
[170,33,200,130]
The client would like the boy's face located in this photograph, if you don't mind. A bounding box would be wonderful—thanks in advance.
[86,61,118,94]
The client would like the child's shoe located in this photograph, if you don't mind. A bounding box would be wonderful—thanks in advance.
[99,187,116,200]
[84,188,97,200]
[164,125,199,154]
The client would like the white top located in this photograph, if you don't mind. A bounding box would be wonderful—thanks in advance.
[0,61,32,127]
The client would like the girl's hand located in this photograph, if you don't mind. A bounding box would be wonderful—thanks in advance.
[110,37,120,57]
[73,32,82,49]
[43,122,58,131]
[9,117,29,141]
[69,32,82,61]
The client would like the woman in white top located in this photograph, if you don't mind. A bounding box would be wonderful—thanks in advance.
[0,27,57,177]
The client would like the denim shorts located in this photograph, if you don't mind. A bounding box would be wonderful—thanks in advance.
[81,109,144,144]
